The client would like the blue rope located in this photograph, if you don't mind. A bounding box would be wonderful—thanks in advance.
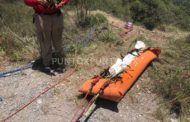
[0,71,22,78]
[0,63,33,78]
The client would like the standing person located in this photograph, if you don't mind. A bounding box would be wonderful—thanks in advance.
[24,0,70,74]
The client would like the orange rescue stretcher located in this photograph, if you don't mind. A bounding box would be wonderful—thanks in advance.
[79,48,161,102]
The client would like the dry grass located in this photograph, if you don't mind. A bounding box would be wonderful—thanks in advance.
[148,35,190,119]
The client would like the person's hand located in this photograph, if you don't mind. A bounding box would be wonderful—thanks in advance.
[37,0,48,5]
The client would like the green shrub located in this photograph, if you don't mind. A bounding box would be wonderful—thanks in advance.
[158,24,179,32]
[68,0,190,31]
[97,29,119,43]
[89,13,108,26]
[74,13,108,28]
[64,43,83,54]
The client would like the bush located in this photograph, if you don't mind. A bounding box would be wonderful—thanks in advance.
[76,13,107,28]
[68,0,190,31]
[97,29,119,43]
[89,13,108,26]
[157,24,179,32]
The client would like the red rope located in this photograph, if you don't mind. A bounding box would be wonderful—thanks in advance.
[71,69,103,122]
[71,76,104,121]
[71,90,90,122]
[0,62,103,122]
[72,78,113,122]
[72,93,99,122]
[0,69,76,122]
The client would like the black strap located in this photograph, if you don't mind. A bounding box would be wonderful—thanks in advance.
[35,9,62,16]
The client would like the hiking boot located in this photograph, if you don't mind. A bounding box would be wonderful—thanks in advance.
[52,52,66,73]
[52,60,66,73]
[40,66,55,75]
[32,58,43,70]
[54,66,66,73]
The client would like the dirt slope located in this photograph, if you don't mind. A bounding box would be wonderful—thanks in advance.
[0,11,189,122]
[0,68,159,122]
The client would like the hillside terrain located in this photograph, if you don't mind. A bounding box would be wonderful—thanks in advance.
[0,8,190,122]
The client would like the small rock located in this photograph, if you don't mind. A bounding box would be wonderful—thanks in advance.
[186,118,190,122]
[170,118,179,122]
[164,116,180,122]
[170,112,178,119]
[136,84,140,90]
[147,90,151,94]
[37,99,42,104]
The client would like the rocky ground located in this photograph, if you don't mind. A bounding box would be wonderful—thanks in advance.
[0,65,160,122]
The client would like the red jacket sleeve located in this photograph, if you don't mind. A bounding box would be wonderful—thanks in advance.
[24,0,38,7]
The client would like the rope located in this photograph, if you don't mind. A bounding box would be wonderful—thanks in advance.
[0,63,33,78]
[0,69,76,122]
[73,93,100,122]
[71,65,111,122]
[71,89,91,122]
[72,79,113,122]
[71,72,114,122]
[71,76,101,122]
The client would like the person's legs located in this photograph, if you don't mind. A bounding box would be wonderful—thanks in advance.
[52,14,65,71]
[34,14,53,67]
